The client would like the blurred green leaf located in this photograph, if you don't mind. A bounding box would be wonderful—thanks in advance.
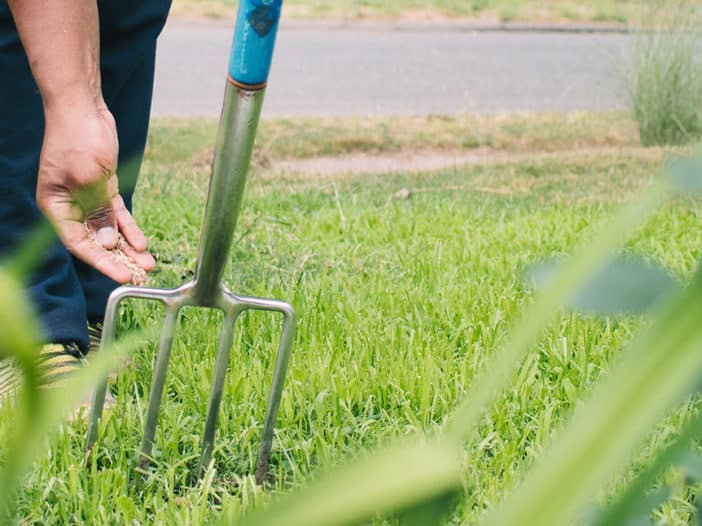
[397,489,459,526]
[0,265,152,521]
[590,487,669,526]
[2,221,56,282]
[0,331,145,520]
[588,409,702,526]
[240,442,462,526]
[528,255,679,316]
[667,157,702,196]
[0,270,42,362]
[678,451,702,482]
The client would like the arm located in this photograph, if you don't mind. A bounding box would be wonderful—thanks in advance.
[7,0,154,283]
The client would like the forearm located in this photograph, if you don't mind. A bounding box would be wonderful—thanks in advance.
[5,1,154,282]
[7,0,103,113]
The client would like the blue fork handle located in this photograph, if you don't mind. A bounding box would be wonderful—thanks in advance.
[229,0,283,88]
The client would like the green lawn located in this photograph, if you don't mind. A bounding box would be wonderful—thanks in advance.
[4,113,702,524]
[172,0,642,23]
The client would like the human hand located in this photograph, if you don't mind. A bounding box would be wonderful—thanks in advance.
[36,98,155,284]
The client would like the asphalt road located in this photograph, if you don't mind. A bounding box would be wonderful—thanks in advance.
[152,21,632,117]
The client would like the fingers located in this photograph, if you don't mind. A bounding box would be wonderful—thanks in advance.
[84,185,154,279]
[42,199,148,285]
[39,175,154,284]
[76,171,119,250]
[89,193,155,279]
[118,238,156,272]
[57,220,133,284]
[112,194,148,253]
[86,206,118,249]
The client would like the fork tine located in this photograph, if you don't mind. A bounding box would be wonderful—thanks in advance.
[255,307,295,485]
[86,293,121,450]
[140,306,180,466]
[199,310,239,471]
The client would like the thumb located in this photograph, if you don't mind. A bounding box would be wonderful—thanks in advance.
[86,206,118,250]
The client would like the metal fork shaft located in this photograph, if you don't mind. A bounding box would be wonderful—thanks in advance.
[192,84,265,305]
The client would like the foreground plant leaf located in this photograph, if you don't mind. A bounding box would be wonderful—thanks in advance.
[240,442,462,526]
[666,156,702,196]
[678,451,702,482]
[0,267,149,520]
[528,255,679,316]
[588,409,702,526]
[0,270,42,363]
[396,490,460,526]
[0,335,144,520]
[2,221,56,282]
[479,265,702,526]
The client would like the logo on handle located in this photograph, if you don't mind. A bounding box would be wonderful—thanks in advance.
[248,0,282,37]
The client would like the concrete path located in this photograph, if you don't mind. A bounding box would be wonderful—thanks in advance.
[152,20,632,117]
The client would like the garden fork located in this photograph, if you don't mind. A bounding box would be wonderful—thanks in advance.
[86,0,294,485]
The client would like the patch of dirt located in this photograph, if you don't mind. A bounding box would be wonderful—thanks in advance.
[274,149,494,176]
[187,148,272,171]
[269,146,666,180]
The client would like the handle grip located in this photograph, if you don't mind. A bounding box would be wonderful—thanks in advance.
[229,0,283,87]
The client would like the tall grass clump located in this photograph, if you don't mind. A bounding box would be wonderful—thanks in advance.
[626,0,702,146]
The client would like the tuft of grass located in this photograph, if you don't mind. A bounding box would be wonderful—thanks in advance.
[626,0,702,147]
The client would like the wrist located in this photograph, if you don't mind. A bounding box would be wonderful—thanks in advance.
[43,85,107,125]
[39,52,104,118]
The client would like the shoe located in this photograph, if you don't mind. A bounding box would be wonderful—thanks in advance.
[38,342,86,389]
[1,343,85,395]
[0,343,81,408]
[0,342,117,416]
[0,343,84,408]
[88,322,103,354]
[36,342,118,416]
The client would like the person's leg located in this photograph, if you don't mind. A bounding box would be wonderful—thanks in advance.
[76,0,172,325]
[0,2,90,352]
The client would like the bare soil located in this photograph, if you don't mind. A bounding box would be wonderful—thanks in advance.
[268,146,666,179]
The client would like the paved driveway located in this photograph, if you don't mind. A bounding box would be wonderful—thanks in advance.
[152,20,632,117]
